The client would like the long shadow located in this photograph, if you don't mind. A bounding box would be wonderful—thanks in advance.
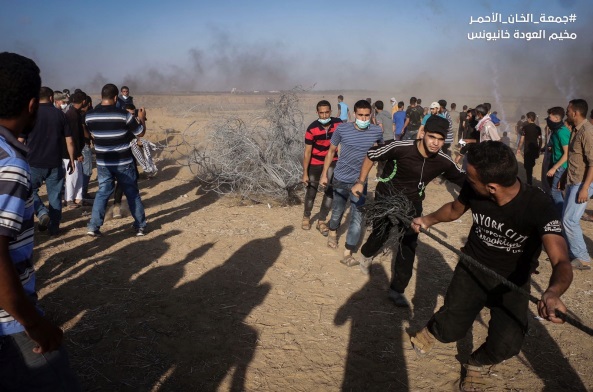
[150,226,294,391]
[36,184,218,288]
[334,264,410,391]
[37,230,184,389]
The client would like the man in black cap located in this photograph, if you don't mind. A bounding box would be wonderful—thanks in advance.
[351,115,466,306]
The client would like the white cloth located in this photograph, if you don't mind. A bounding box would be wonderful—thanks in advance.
[62,159,83,202]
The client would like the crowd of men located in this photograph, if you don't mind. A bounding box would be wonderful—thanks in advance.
[0,52,154,390]
[0,50,588,391]
[300,93,590,390]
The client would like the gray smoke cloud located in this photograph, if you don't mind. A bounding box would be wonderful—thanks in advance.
[69,0,592,124]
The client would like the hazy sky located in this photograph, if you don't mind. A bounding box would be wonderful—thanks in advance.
[1,0,591,101]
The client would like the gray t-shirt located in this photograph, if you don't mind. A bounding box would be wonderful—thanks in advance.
[375,110,393,140]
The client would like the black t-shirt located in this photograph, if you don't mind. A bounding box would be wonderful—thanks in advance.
[405,106,424,130]
[20,103,71,168]
[458,180,563,284]
[367,140,466,203]
[522,123,541,146]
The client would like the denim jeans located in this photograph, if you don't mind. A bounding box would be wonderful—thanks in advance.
[30,165,64,235]
[0,332,80,391]
[562,182,593,261]
[550,166,566,216]
[81,145,93,197]
[88,163,146,231]
[328,180,366,251]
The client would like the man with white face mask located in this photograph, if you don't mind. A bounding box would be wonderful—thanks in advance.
[301,100,342,234]
[320,99,383,265]
[53,92,69,112]
[116,85,134,109]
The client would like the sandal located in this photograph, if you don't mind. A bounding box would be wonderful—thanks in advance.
[301,216,311,230]
[316,220,329,236]
[409,327,435,357]
[460,364,493,392]
[340,255,360,267]
[581,213,593,222]
[571,259,592,270]
[327,230,338,249]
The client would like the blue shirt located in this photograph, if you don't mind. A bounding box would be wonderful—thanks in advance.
[331,122,383,183]
[393,111,406,135]
[0,127,36,336]
[338,102,349,121]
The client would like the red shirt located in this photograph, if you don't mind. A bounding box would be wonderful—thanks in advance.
[305,117,341,166]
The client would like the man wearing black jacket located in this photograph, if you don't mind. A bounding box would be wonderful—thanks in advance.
[351,115,466,306]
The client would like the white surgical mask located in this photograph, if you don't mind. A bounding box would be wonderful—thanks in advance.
[60,103,68,110]
[318,118,331,125]
[355,119,370,129]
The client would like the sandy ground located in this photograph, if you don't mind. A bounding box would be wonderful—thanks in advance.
[34,93,593,391]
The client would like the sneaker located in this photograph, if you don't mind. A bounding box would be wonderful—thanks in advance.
[359,256,372,275]
[113,205,122,218]
[388,289,410,307]
[87,229,102,237]
[135,227,146,236]
[38,214,50,232]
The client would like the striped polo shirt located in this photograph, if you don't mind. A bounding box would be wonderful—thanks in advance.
[304,117,341,166]
[331,122,383,183]
[0,127,36,336]
[85,104,144,166]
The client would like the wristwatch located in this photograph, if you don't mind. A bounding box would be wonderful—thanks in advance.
[355,179,366,185]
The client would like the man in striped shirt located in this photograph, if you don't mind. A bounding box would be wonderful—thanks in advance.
[320,100,383,264]
[0,52,79,390]
[85,84,148,237]
[301,100,341,234]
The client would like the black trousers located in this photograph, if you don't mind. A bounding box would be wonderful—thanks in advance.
[360,198,422,293]
[303,163,334,220]
[428,262,528,366]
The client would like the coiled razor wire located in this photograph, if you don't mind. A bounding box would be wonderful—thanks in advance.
[360,189,593,337]
[188,90,305,204]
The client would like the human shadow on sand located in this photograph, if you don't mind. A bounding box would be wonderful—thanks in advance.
[334,264,410,391]
[146,226,294,391]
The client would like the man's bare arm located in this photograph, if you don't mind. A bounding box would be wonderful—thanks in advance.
[412,199,469,232]
[538,234,573,323]
[0,236,63,353]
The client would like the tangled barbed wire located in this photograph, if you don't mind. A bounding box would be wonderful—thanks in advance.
[188,91,305,204]
[359,188,415,246]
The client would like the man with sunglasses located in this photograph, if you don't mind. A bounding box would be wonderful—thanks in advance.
[351,115,466,306]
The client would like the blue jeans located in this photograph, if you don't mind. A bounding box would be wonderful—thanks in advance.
[88,163,146,231]
[562,182,593,261]
[550,166,566,216]
[30,166,64,235]
[81,145,93,197]
[328,180,366,251]
[0,332,80,391]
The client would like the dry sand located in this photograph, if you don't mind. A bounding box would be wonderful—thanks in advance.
[35,93,593,391]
